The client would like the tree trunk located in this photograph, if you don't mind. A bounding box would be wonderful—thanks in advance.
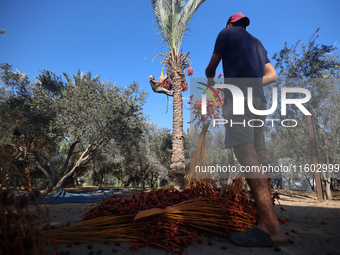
[92,159,101,187]
[169,66,185,190]
[323,178,333,199]
[139,159,146,191]
[36,164,55,192]
[60,140,78,176]
[99,174,104,189]
[150,172,154,188]
[46,159,57,186]
[322,158,332,199]
[53,145,91,190]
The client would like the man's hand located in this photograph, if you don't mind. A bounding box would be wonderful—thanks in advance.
[207,78,215,87]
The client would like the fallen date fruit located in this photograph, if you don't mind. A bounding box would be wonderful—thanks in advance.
[80,182,257,253]
[274,247,281,252]
[321,221,326,225]
[220,245,228,250]
[112,248,118,253]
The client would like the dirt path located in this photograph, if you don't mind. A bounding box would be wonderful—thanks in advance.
[32,190,340,255]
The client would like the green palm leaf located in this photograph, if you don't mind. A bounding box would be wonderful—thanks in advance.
[152,0,206,53]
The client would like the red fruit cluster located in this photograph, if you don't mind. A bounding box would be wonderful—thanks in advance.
[188,91,224,129]
[159,77,189,91]
[82,183,256,254]
[83,184,223,220]
[182,81,189,91]
[277,217,289,224]
[159,78,172,91]
[271,192,280,204]
[187,67,194,76]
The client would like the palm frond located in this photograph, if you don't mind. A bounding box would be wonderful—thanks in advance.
[63,70,100,86]
[152,0,206,53]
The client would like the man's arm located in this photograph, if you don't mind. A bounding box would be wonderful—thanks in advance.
[205,53,221,86]
[263,62,277,86]
[205,53,221,78]
[153,80,162,85]
[152,77,169,85]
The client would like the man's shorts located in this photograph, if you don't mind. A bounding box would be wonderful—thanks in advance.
[222,96,267,151]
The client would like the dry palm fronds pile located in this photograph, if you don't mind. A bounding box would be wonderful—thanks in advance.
[0,144,59,255]
[50,183,256,254]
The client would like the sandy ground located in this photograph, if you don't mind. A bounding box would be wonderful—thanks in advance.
[30,190,340,255]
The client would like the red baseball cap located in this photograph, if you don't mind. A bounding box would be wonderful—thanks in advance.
[227,12,250,26]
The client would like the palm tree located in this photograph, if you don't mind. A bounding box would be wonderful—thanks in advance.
[152,0,206,189]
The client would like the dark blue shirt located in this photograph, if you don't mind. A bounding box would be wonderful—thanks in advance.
[213,26,270,101]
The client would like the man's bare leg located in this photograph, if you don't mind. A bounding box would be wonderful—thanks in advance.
[233,143,287,243]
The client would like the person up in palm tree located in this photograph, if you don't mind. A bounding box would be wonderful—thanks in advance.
[149,75,173,96]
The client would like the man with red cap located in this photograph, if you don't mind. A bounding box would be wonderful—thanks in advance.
[205,13,287,247]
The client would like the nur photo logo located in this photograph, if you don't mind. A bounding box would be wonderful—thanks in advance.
[197,82,223,115]
[192,78,313,129]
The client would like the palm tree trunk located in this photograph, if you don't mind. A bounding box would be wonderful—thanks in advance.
[169,66,185,189]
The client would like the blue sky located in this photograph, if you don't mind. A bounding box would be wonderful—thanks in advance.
[1,0,339,130]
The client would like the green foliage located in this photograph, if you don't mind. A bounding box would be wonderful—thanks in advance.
[58,70,147,147]
[265,29,340,189]
[273,28,340,78]
[122,121,172,189]
[0,63,180,190]
[0,64,153,189]
[0,64,60,150]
